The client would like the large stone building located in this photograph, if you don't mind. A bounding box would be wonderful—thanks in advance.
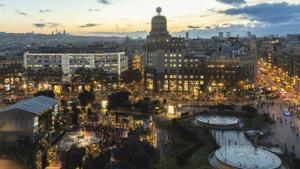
[144,7,257,96]
[258,35,300,77]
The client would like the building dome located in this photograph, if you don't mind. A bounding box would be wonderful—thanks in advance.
[150,7,169,37]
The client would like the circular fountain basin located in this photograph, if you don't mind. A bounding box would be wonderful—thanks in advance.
[210,145,283,169]
[194,115,241,129]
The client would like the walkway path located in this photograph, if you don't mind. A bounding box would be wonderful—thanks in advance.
[258,99,300,158]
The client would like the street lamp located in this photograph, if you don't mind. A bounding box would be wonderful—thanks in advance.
[167,105,175,115]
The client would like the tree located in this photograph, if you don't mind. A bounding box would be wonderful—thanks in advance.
[34,90,55,98]
[27,68,62,84]
[108,91,131,110]
[121,69,142,84]
[113,138,159,169]
[135,97,151,113]
[151,100,161,110]
[61,98,68,107]
[62,146,86,169]
[72,68,93,84]
[78,91,95,107]
[71,104,80,126]
[134,98,162,113]
[72,67,107,85]
[92,68,107,83]
[84,151,111,169]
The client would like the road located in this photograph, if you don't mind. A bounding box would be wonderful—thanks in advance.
[258,60,300,104]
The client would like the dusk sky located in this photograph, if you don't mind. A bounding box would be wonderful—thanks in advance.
[0,0,300,37]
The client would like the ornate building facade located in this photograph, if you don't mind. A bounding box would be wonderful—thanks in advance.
[144,8,257,97]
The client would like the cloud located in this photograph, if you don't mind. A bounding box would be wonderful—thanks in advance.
[39,9,51,13]
[187,25,200,29]
[0,4,5,7]
[34,20,61,29]
[33,23,46,28]
[216,0,246,6]
[205,26,212,29]
[16,10,28,16]
[97,0,110,4]
[222,2,300,24]
[79,23,99,28]
[88,9,101,12]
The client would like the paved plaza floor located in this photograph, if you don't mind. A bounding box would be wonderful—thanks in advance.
[258,99,300,158]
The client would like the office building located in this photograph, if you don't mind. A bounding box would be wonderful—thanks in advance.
[24,51,128,76]
[144,7,257,96]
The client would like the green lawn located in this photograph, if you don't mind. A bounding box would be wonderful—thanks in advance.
[157,118,215,169]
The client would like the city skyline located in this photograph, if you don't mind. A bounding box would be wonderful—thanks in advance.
[0,0,300,38]
[1,2,300,169]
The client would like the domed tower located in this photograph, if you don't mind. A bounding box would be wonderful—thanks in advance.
[150,7,169,37]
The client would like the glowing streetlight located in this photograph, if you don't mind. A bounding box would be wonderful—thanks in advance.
[101,100,108,109]
[167,105,175,115]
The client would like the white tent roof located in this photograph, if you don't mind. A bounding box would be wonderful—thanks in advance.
[0,96,58,115]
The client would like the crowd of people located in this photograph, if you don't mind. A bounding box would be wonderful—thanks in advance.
[258,99,300,157]
[82,123,125,152]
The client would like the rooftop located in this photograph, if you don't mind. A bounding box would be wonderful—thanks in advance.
[0,96,58,115]
[26,46,124,54]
